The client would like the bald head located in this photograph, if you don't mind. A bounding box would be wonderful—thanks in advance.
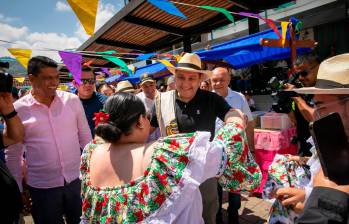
[211,67,231,97]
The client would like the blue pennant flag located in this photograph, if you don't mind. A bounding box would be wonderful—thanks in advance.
[148,0,186,19]
[136,53,156,61]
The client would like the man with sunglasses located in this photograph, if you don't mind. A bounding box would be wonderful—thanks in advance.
[274,53,349,223]
[285,53,320,156]
[73,66,107,136]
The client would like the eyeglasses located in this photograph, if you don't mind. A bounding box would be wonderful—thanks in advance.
[296,64,318,78]
[80,78,96,85]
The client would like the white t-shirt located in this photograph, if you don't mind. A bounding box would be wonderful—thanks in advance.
[214,88,253,133]
[136,91,157,114]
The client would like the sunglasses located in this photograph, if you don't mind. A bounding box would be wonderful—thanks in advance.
[80,78,96,85]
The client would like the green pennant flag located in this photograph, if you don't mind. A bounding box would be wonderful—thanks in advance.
[96,50,116,55]
[199,5,235,24]
[102,55,131,75]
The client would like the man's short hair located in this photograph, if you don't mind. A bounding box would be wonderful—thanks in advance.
[295,52,320,67]
[28,56,57,76]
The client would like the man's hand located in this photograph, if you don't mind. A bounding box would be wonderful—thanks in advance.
[0,92,15,115]
[283,83,295,90]
[288,156,310,166]
[313,168,349,195]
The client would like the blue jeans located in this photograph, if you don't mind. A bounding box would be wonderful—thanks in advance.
[28,178,82,224]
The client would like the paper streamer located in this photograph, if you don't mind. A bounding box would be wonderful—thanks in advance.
[102,56,131,75]
[67,0,98,36]
[281,21,290,47]
[14,77,25,83]
[148,0,186,19]
[264,19,282,39]
[158,59,174,67]
[7,48,32,68]
[58,51,82,85]
[199,5,235,24]
[136,53,156,61]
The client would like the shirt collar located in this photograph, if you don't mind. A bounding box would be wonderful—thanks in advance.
[27,90,59,106]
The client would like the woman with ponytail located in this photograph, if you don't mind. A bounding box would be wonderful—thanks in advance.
[80,92,261,224]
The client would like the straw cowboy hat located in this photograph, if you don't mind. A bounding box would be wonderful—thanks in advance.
[293,53,349,94]
[167,53,212,79]
[116,80,136,93]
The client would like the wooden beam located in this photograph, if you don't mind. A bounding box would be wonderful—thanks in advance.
[95,38,148,51]
[229,0,250,10]
[123,16,185,36]
[146,34,183,52]
[260,39,317,48]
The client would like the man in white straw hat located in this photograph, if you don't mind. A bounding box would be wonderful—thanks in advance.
[116,80,136,93]
[277,53,349,223]
[150,53,257,224]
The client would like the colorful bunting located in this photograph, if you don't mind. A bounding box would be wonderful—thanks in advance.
[58,51,82,85]
[14,77,25,83]
[7,48,32,68]
[175,55,182,62]
[136,53,156,61]
[281,21,290,47]
[83,60,94,66]
[67,0,99,36]
[290,16,302,32]
[264,19,282,39]
[101,68,112,77]
[158,59,173,67]
[102,56,131,75]
[148,0,186,19]
[199,5,235,24]
[96,50,116,55]
[238,12,260,19]
[58,85,69,91]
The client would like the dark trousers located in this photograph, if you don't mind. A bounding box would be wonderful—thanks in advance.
[28,178,82,224]
[217,185,241,224]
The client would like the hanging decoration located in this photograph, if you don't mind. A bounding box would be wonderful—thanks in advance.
[66,0,99,36]
[102,55,132,75]
[136,53,156,61]
[148,0,186,19]
[7,48,32,68]
[199,5,235,24]
[158,59,174,67]
[58,51,82,85]
[281,21,290,47]
[14,77,26,83]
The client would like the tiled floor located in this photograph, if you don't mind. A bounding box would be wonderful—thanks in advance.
[23,194,272,224]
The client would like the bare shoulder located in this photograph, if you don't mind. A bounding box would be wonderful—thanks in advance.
[142,141,158,170]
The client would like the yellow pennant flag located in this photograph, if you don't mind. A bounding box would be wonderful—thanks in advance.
[58,85,69,91]
[175,55,182,62]
[158,59,174,68]
[14,77,25,83]
[8,48,32,68]
[281,21,289,47]
[67,0,98,36]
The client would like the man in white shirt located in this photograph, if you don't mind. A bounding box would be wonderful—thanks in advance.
[136,73,158,114]
[211,67,254,224]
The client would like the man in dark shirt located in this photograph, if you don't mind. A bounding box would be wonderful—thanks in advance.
[73,67,107,137]
[150,53,238,224]
[285,53,319,156]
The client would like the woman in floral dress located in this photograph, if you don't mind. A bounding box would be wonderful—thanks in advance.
[80,92,261,223]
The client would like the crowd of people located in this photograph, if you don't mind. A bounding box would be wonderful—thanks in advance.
[0,51,348,224]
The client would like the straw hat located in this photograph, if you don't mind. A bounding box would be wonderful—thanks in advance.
[116,80,135,93]
[293,53,349,94]
[167,53,212,79]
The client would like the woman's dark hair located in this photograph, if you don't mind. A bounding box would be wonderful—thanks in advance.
[95,92,146,143]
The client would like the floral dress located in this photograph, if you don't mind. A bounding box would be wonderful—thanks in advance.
[263,154,311,224]
[80,123,262,224]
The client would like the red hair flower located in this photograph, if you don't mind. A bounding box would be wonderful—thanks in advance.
[93,111,110,127]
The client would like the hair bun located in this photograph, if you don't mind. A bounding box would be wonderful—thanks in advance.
[95,123,122,143]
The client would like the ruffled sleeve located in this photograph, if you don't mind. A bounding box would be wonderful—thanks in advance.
[214,123,262,193]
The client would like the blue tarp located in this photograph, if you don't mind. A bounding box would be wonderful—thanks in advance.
[119,28,312,82]
[197,28,311,69]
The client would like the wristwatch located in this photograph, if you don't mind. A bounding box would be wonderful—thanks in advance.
[2,110,18,120]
